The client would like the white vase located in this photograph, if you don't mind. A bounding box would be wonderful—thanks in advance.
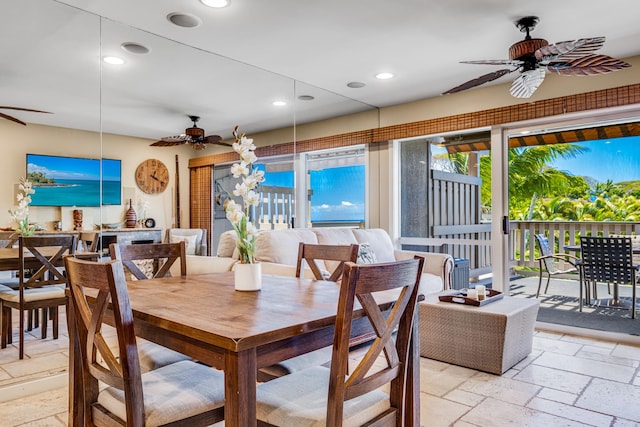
[234,262,262,291]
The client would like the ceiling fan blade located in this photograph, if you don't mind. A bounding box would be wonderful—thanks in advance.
[0,111,27,125]
[509,68,546,98]
[203,135,233,147]
[547,54,631,76]
[0,106,52,114]
[150,140,186,147]
[159,134,189,143]
[461,59,524,67]
[442,69,516,95]
[536,37,605,64]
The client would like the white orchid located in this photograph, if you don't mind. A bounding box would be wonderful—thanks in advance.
[8,177,36,236]
[224,126,265,264]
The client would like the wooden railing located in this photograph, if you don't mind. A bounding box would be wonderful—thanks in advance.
[400,220,640,281]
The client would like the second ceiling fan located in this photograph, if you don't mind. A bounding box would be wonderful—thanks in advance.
[151,115,231,150]
[442,16,631,99]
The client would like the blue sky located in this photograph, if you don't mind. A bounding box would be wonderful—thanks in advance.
[27,154,121,181]
[550,136,640,183]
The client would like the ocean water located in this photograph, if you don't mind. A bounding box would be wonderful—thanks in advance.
[31,179,121,207]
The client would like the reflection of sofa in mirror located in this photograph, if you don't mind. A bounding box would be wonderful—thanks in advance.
[182,227,454,296]
[165,228,207,256]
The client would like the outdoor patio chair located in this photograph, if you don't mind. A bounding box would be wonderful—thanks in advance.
[534,234,580,298]
[578,236,638,318]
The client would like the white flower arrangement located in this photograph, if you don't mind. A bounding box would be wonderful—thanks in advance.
[8,177,36,236]
[224,126,265,263]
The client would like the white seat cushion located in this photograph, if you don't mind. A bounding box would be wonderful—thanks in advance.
[97,360,225,426]
[258,346,333,379]
[0,286,65,303]
[170,233,198,255]
[256,365,390,427]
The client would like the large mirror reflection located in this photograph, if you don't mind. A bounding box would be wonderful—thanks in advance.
[0,0,378,251]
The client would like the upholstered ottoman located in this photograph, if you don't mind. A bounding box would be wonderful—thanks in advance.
[420,293,539,375]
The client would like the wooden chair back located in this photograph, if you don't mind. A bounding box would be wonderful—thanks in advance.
[20,234,77,289]
[295,242,359,282]
[64,257,146,425]
[109,241,186,280]
[0,230,19,248]
[78,231,100,252]
[327,256,424,425]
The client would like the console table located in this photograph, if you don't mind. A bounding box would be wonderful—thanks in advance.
[98,228,163,245]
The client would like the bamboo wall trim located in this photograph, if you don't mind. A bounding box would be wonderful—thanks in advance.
[188,83,640,170]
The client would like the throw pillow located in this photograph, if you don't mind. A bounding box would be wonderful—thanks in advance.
[170,233,198,255]
[357,243,377,264]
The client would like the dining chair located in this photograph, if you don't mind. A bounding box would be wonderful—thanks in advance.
[109,241,187,280]
[78,231,100,253]
[257,242,360,382]
[109,241,191,371]
[0,234,76,359]
[533,233,580,298]
[578,235,638,318]
[165,228,207,255]
[256,256,424,426]
[295,242,360,282]
[63,256,225,426]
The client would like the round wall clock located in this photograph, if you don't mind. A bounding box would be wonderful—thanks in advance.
[144,218,156,228]
[135,159,169,194]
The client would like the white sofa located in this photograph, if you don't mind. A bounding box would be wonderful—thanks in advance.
[183,227,453,296]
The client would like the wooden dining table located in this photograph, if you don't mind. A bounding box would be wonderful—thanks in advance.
[0,247,98,271]
[67,271,421,427]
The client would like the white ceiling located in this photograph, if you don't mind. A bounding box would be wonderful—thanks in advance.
[1,0,639,143]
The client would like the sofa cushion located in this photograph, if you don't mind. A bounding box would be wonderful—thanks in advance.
[170,233,198,255]
[357,243,377,264]
[255,229,318,266]
[313,228,359,272]
[352,229,396,263]
[217,230,238,258]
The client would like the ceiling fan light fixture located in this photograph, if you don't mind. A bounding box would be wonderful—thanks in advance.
[201,0,229,8]
[272,100,287,107]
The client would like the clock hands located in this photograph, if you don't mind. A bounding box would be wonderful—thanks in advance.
[150,171,166,185]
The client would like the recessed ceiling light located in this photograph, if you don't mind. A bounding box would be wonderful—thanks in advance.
[167,12,202,28]
[272,100,287,107]
[347,81,366,88]
[201,0,229,7]
[375,72,394,80]
[121,42,150,54]
[103,56,125,65]
[298,95,315,101]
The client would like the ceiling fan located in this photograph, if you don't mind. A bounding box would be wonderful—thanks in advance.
[442,16,631,99]
[0,106,51,125]
[151,115,231,150]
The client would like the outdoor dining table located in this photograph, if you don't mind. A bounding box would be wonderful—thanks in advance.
[67,271,421,427]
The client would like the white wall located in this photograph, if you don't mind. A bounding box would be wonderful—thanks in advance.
[0,121,196,232]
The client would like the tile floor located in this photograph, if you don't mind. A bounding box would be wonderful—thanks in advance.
[1,309,640,426]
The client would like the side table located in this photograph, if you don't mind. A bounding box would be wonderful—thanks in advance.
[419,293,539,374]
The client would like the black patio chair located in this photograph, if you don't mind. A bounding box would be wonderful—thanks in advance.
[578,236,639,318]
[534,234,580,298]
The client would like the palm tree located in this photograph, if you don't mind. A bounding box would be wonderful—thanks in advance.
[480,143,589,219]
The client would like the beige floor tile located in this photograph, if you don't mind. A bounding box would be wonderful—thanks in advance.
[559,335,617,349]
[420,393,471,427]
[576,378,640,422]
[444,389,486,407]
[612,343,640,360]
[527,397,613,426]
[458,373,541,406]
[1,352,68,378]
[421,363,478,397]
[577,347,639,367]
[534,330,564,340]
[513,364,590,394]
[533,335,583,355]
[537,387,577,405]
[461,397,588,426]
[533,352,636,383]
[613,418,640,427]
[0,386,67,426]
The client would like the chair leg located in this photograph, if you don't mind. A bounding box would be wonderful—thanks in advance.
[41,307,49,339]
[1,306,8,349]
[19,309,25,360]
[544,274,552,294]
[52,307,59,340]
[536,273,544,298]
